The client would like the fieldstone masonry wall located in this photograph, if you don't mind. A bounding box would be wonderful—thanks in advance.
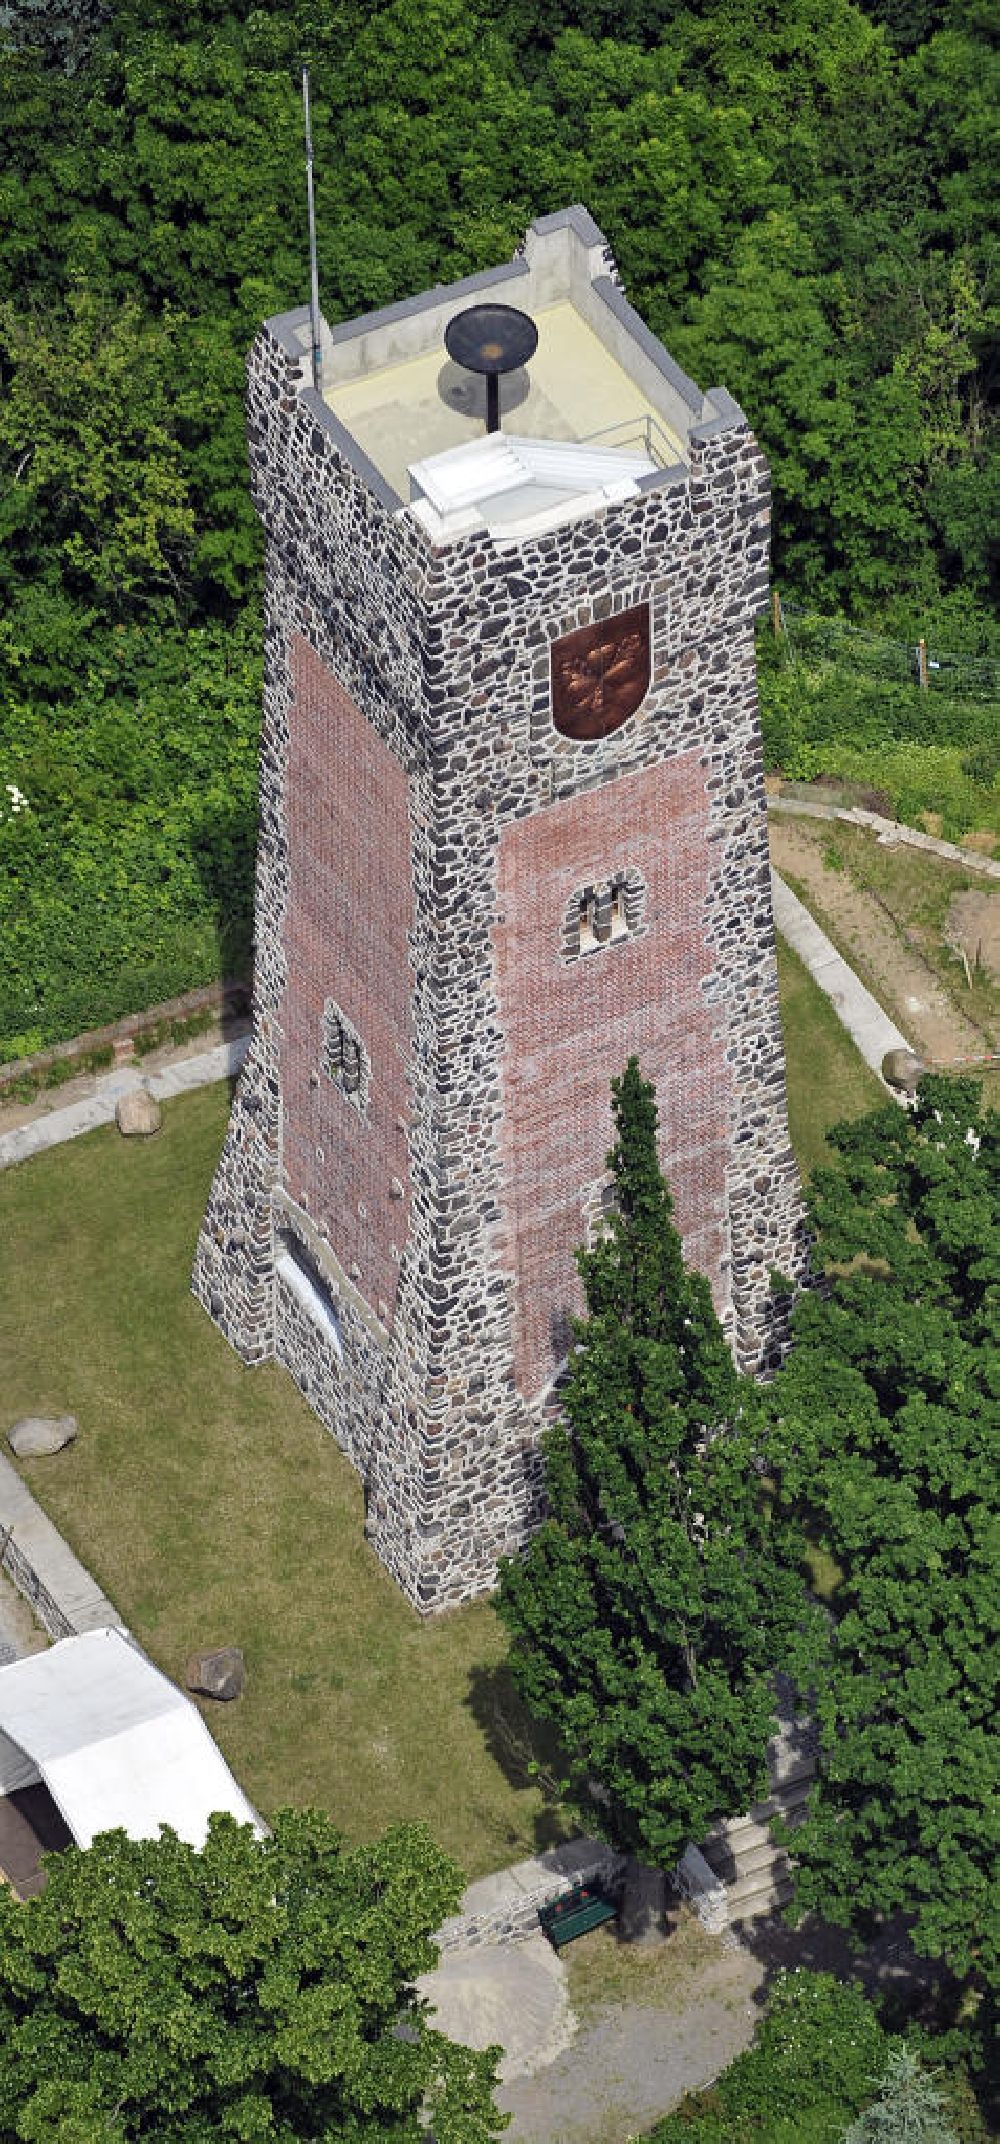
[194,210,808,1610]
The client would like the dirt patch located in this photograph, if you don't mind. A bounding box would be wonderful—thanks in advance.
[768,819,989,1067]
[0,1567,49,1662]
[498,1925,761,2144]
[948,890,1000,983]
[493,1896,952,2144]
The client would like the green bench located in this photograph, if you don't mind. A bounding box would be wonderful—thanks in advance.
[537,1882,618,1950]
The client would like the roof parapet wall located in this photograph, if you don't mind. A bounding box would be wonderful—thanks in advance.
[260,207,749,519]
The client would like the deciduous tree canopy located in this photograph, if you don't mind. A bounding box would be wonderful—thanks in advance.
[0,0,996,1048]
[767,1075,999,2002]
[0,1810,505,2143]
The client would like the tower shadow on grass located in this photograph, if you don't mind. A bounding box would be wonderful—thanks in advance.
[466,1661,577,1855]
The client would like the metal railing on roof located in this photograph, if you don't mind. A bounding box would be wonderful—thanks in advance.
[578,412,678,469]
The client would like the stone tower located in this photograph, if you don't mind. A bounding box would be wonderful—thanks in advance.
[194,207,807,1611]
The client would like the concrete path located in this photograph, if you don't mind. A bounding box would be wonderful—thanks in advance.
[771,868,911,1085]
[497,1941,761,2142]
[0,1035,250,1171]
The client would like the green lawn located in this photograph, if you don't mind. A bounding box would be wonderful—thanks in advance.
[775,935,885,1175]
[0,955,884,1875]
[0,1086,571,1881]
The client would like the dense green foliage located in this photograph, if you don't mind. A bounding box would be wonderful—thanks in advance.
[1,0,996,1051]
[767,1076,998,2019]
[0,1810,505,2143]
[648,1969,889,2143]
[0,620,259,1054]
[502,1065,996,2116]
[496,1059,816,1866]
[758,616,1000,838]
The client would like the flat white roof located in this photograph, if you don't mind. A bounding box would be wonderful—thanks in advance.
[327,300,686,501]
[0,1628,263,1849]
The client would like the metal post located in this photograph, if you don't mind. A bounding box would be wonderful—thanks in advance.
[302,68,323,398]
[917,637,929,689]
[486,374,500,434]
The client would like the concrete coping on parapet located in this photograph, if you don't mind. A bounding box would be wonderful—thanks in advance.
[0,1453,125,1642]
[589,275,704,417]
[689,386,750,445]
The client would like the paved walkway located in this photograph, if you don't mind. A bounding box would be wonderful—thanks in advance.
[0,1035,250,1171]
[770,869,911,1087]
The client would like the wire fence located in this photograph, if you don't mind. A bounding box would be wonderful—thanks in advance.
[778,601,1000,702]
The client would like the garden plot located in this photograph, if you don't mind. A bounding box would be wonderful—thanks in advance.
[769,814,999,1075]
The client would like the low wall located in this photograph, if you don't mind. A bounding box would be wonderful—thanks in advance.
[0,1455,125,1641]
[767,793,1000,881]
[0,978,250,1096]
[437,1837,625,1954]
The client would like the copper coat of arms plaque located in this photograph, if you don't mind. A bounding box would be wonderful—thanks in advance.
[551,605,651,741]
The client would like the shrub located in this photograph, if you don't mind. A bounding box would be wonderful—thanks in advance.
[648,1969,887,2142]
[0,617,260,1057]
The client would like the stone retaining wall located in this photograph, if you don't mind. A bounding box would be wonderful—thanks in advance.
[0,979,250,1096]
[436,1838,625,1954]
[0,1455,125,1641]
[768,793,1000,881]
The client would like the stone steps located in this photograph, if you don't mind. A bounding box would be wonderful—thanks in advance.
[725,1866,796,1924]
[696,1691,818,1927]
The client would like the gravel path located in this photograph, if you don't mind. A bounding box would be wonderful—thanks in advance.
[497,1940,761,2142]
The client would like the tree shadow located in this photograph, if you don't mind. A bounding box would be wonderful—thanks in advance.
[724,1900,972,2041]
[465,1660,578,1854]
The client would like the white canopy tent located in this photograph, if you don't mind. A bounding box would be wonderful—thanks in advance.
[0,1627,263,1849]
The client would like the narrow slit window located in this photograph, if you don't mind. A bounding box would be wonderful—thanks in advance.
[322,1001,369,1115]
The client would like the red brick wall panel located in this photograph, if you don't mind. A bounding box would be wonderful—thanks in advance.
[494,752,730,1397]
[279,637,412,1318]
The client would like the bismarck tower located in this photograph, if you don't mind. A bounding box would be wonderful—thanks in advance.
[194,207,807,1610]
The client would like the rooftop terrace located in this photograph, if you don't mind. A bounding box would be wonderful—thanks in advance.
[328,298,686,501]
[268,207,731,543]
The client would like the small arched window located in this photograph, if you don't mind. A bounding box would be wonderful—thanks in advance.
[563,870,645,960]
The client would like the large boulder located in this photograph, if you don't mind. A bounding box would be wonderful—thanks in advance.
[115,1085,162,1137]
[882,1047,925,1094]
[8,1414,79,1457]
[185,1646,245,1702]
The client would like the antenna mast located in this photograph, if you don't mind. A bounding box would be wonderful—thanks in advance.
[302,67,323,396]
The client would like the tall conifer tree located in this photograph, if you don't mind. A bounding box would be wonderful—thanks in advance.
[498,1058,813,1869]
